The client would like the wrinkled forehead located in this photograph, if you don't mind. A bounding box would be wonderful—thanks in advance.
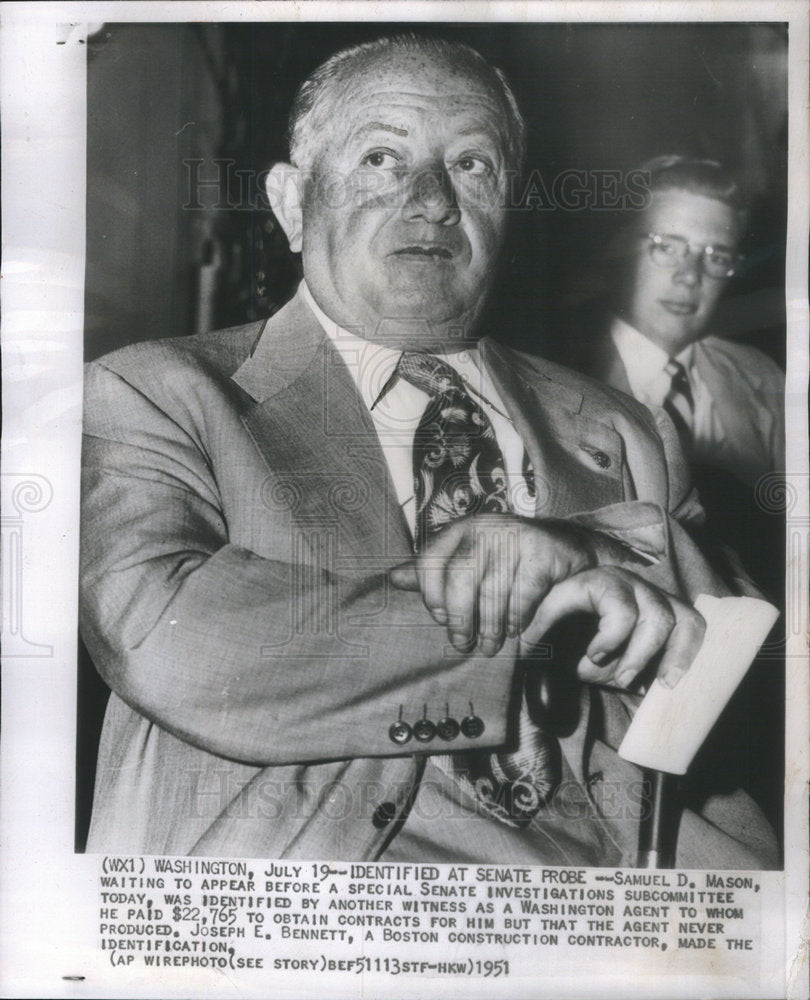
[340,49,502,102]
[307,51,510,154]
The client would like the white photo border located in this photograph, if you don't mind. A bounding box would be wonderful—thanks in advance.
[1,2,807,998]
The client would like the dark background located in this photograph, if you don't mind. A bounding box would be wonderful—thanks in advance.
[78,21,788,850]
[84,21,787,363]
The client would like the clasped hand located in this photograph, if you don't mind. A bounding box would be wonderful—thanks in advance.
[389,514,704,690]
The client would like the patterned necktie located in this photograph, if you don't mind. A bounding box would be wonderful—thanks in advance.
[397,351,510,551]
[662,358,694,452]
[396,351,560,826]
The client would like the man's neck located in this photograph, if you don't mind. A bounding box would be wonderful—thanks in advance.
[612,314,698,360]
[610,316,699,403]
[299,281,482,354]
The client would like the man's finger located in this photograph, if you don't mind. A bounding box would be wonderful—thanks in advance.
[507,561,552,638]
[402,520,469,624]
[603,583,675,688]
[476,528,515,656]
[389,561,420,590]
[421,520,481,623]
[521,569,637,659]
[442,531,481,651]
[655,604,706,687]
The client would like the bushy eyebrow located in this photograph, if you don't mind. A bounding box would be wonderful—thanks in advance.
[455,125,498,139]
[354,121,409,138]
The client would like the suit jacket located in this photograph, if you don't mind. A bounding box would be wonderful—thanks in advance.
[589,331,785,487]
[80,291,777,866]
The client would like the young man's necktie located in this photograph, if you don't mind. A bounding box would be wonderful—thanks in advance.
[396,351,560,826]
[662,358,694,453]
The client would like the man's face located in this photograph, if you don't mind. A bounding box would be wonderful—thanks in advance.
[618,189,742,355]
[296,53,510,347]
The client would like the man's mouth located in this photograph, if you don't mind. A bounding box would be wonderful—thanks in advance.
[660,299,698,316]
[391,245,454,261]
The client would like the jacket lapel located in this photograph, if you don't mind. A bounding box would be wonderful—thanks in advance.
[693,339,774,464]
[232,293,412,575]
[231,298,625,567]
[481,339,625,517]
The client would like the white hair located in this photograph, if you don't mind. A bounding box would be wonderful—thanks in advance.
[287,34,526,174]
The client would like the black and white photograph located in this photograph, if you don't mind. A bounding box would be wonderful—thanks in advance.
[2,3,808,998]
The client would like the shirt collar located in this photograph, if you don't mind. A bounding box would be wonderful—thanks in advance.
[299,280,487,411]
[610,315,695,398]
[299,280,401,413]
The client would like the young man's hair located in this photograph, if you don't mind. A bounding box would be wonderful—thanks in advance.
[639,155,749,215]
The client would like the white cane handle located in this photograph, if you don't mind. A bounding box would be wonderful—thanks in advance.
[618,595,779,774]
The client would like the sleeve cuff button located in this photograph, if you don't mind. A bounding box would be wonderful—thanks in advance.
[388,721,412,745]
[413,718,436,742]
[437,717,460,740]
[461,714,485,738]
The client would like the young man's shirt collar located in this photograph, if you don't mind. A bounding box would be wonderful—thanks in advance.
[609,315,695,408]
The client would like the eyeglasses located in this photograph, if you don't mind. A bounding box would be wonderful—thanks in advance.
[646,233,741,279]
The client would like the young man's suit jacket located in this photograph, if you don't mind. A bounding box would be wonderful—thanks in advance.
[589,332,785,487]
[80,291,777,867]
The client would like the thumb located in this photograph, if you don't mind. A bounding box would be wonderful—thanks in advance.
[389,561,420,590]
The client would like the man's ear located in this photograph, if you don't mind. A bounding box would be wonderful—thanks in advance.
[265,162,304,253]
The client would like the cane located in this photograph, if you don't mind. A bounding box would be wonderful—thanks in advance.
[619,595,779,868]
[636,770,678,868]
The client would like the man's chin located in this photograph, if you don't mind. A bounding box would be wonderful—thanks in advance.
[380,302,482,342]
[359,311,479,349]
[650,314,703,353]
[372,280,484,327]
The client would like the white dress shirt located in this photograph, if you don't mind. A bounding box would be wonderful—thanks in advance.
[610,316,723,462]
[301,282,536,534]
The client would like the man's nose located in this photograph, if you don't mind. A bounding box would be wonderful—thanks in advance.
[402,166,461,225]
[672,252,703,287]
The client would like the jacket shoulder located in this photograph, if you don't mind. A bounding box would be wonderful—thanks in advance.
[83,322,268,433]
[87,321,267,384]
[698,336,785,377]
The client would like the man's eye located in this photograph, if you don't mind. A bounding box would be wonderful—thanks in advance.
[453,156,490,176]
[707,251,732,266]
[360,150,398,169]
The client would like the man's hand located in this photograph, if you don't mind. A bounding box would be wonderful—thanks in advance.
[389,515,705,689]
[389,514,597,655]
[521,566,705,690]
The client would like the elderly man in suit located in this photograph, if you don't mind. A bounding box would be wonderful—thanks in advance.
[80,36,777,867]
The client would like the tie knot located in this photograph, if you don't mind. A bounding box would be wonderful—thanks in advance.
[665,358,688,385]
[396,351,463,397]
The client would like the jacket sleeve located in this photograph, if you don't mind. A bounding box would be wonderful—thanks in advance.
[561,397,736,603]
[650,403,764,599]
[80,361,516,768]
